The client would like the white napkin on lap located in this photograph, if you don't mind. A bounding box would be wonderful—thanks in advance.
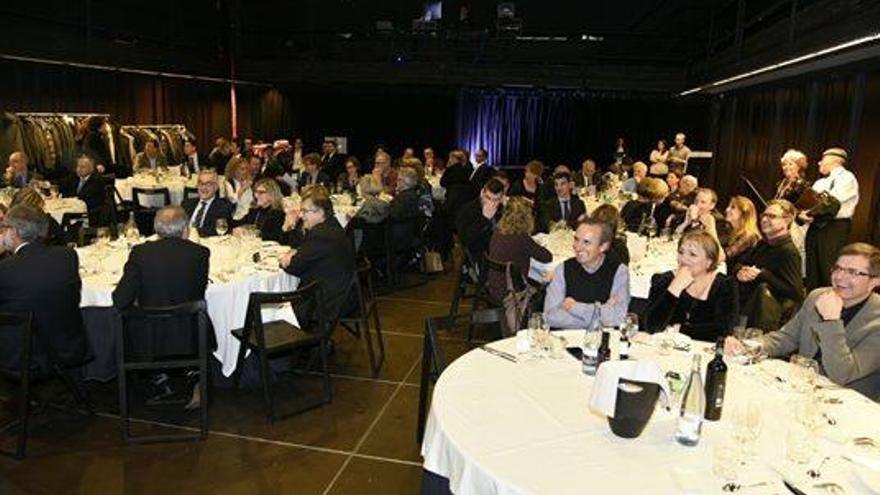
[589,360,671,418]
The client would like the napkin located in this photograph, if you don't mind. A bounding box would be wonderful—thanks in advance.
[589,360,671,418]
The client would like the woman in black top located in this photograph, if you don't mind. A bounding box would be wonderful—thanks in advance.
[336,156,361,195]
[508,160,544,207]
[232,178,285,242]
[646,230,739,342]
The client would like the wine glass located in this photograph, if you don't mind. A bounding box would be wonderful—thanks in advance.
[790,355,819,393]
[732,402,762,461]
[95,227,111,248]
[215,218,229,236]
[713,440,740,487]
[49,185,60,200]
[623,313,639,339]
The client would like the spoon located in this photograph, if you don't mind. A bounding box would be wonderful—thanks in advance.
[807,456,831,479]
[722,481,769,492]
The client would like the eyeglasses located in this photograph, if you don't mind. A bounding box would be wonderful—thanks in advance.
[760,212,788,220]
[831,265,874,278]
[197,182,216,187]
[302,208,320,214]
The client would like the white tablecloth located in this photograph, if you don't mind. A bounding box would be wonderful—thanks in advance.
[422,330,880,495]
[115,174,228,207]
[529,231,685,299]
[44,197,87,224]
[77,236,299,377]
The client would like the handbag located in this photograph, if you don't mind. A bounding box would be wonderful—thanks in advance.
[421,250,444,273]
[501,262,538,338]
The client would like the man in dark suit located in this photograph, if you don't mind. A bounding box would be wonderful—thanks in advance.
[574,158,603,189]
[182,139,209,176]
[0,205,90,372]
[112,205,210,405]
[3,151,40,189]
[61,155,106,217]
[469,148,493,191]
[321,140,346,185]
[280,192,356,322]
[539,171,587,232]
[298,152,333,192]
[456,178,505,263]
[182,169,234,237]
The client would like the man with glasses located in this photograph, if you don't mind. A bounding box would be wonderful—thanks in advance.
[733,200,805,330]
[727,243,880,401]
[182,169,234,237]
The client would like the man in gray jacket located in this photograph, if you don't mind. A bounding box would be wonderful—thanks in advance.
[727,242,880,401]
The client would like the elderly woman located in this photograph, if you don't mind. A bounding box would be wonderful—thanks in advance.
[645,230,739,342]
[355,175,390,224]
[620,177,671,233]
[223,156,254,220]
[486,197,552,302]
[774,149,811,204]
[10,188,66,245]
[723,195,761,266]
[231,178,286,242]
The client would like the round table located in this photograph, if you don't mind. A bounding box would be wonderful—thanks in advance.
[422,330,880,494]
[44,197,87,224]
[77,235,299,379]
[115,174,228,207]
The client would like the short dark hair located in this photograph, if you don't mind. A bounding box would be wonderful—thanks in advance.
[576,216,613,245]
[185,138,197,148]
[838,242,880,277]
[484,178,505,195]
[590,204,620,237]
[553,171,572,183]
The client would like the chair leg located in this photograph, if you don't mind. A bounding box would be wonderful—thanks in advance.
[199,345,209,441]
[359,320,379,378]
[258,351,275,423]
[233,343,247,390]
[449,270,466,317]
[319,339,333,404]
[118,365,129,443]
[15,375,30,459]
[54,365,94,414]
[416,330,433,445]
[370,304,386,375]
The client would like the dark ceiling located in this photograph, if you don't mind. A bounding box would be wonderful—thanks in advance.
[0,0,876,94]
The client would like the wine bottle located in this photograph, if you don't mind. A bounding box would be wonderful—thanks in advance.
[596,331,611,367]
[674,354,705,446]
[581,304,601,376]
[704,338,728,421]
[619,332,630,360]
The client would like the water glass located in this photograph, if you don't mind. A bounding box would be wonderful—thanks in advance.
[713,440,740,483]
[622,313,639,338]
[786,425,815,464]
[790,355,819,392]
[95,227,111,248]
[215,218,229,236]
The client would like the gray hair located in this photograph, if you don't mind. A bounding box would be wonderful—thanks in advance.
[681,175,698,189]
[398,167,418,190]
[359,175,383,196]
[4,205,48,243]
[154,206,189,239]
[198,168,219,184]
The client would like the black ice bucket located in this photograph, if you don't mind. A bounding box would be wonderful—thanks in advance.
[607,379,661,438]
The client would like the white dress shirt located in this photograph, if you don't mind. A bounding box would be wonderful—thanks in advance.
[812,166,859,219]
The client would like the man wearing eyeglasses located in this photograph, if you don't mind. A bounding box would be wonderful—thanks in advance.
[733,200,805,330]
[727,243,880,401]
[182,169,234,237]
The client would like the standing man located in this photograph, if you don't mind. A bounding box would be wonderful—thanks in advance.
[182,169,234,237]
[801,148,859,291]
[668,132,691,175]
[321,139,345,183]
[469,148,492,191]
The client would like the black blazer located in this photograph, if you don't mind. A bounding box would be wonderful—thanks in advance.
[455,198,502,261]
[440,164,477,218]
[321,153,346,183]
[0,242,90,371]
[283,221,356,321]
[469,163,493,190]
[297,170,333,191]
[538,195,587,232]
[61,174,106,213]
[620,200,672,233]
[645,271,740,343]
[183,152,210,174]
[112,237,210,357]
[182,196,235,237]
[233,206,286,242]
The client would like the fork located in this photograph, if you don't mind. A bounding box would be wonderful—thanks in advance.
[813,482,845,494]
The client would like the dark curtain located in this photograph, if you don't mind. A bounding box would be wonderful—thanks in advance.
[455,88,710,168]
[709,67,880,243]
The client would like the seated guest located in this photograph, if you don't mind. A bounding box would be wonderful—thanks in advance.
[262,161,292,196]
[620,177,671,234]
[355,175,390,224]
[389,167,422,220]
[0,205,90,372]
[544,218,630,328]
[774,149,811,203]
[575,158,603,189]
[232,178,286,242]
[401,158,435,218]
[61,155,107,222]
[11,188,65,245]
[674,187,731,247]
[726,243,880,401]
[734,200,804,330]
[646,230,739,342]
[538,171,586,232]
[539,164,573,200]
[621,161,648,194]
[371,151,398,195]
[336,157,361,194]
[508,160,544,206]
[666,174,698,226]
[280,192,356,322]
[456,178,505,263]
[182,169,234,237]
[723,196,761,266]
[591,204,629,265]
[112,206,209,407]
[3,151,40,188]
[133,139,168,174]
[487,197,552,302]
[665,170,681,197]
[223,156,254,220]
[297,152,333,192]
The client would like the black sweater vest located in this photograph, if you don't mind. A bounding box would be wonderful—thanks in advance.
[563,256,620,304]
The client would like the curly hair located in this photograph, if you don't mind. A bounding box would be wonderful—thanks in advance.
[497,197,534,235]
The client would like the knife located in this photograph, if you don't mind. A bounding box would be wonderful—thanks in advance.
[481,345,518,363]
[783,480,807,495]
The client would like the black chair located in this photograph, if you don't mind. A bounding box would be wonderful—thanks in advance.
[117,301,210,444]
[104,179,134,233]
[353,217,392,280]
[183,186,199,201]
[0,312,34,459]
[387,214,427,285]
[416,308,504,444]
[131,187,171,237]
[60,212,89,245]
[231,282,332,422]
[448,247,495,342]
[333,258,386,377]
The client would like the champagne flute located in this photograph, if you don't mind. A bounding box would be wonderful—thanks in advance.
[215,218,229,237]
[623,313,639,339]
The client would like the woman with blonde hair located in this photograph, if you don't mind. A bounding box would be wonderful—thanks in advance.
[486,197,552,301]
[232,178,285,241]
[10,188,66,245]
[223,156,254,220]
[774,149,810,204]
[723,195,760,266]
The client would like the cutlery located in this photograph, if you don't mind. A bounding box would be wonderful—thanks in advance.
[481,345,517,363]
[783,480,808,495]
[813,482,845,494]
[722,481,768,492]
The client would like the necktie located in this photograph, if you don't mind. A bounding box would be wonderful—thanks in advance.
[194,201,207,228]
[561,200,570,221]
[77,178,85,194]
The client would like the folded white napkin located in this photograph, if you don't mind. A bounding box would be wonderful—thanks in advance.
[589,360,671,418]
[626,233,647,262]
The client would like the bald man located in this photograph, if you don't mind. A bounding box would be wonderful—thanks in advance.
[800,148,859,290]
[4,151,38,188]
